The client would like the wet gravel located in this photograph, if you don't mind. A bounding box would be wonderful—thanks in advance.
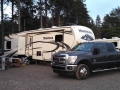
[0,63,120,90]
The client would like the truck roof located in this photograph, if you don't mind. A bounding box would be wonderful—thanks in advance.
[84,41,113,44]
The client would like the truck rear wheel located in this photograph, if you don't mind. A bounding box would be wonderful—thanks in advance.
[75,64,89,80]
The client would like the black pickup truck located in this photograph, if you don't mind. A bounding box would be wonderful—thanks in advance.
[51,42,120,80]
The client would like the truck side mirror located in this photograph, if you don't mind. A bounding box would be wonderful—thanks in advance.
[93,48,100,55]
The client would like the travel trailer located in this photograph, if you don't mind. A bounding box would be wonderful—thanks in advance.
[3,25,95,62]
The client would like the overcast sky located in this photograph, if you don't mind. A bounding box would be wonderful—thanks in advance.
[85,0,120,21]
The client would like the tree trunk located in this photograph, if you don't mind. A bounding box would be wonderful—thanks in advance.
[1,0,4,55]
[57,10,60,26]
[12,0,14,33]
[18,0,20,32]
[40,0,42,28]
[45,0,48,27]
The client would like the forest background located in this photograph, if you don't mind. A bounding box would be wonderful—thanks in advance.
[1,0,120,44]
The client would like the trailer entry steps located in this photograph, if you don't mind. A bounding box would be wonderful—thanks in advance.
[9,58,22,66]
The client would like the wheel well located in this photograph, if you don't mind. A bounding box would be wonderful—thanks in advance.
[78,60,91,70]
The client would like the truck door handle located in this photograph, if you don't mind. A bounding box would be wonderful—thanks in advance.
[106,54,108,58]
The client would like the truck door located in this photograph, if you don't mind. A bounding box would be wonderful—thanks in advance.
[90,43,108,69]
[105,43,118,67]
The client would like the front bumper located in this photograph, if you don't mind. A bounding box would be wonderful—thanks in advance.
[51,63,77,75]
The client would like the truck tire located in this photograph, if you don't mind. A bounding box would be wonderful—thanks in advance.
[75,64,89,80]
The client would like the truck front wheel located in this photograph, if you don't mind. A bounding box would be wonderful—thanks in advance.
[75,64,89,80]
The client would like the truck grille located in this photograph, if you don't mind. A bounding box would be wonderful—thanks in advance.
[53,54,66,64]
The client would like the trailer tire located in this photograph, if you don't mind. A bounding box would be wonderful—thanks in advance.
[26,60,30,65]
[75,64,89,80]
[20,57,30,65]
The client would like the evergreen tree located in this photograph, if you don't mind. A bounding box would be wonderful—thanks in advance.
[101,7,120,38]
[2,0,92,34]
[96,15,101,28]
[49,0,90,26]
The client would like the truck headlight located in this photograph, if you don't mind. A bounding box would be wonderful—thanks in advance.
[68,56,77,64]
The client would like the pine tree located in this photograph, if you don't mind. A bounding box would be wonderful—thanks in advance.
[96,15,101,28]
[101,7,120,38]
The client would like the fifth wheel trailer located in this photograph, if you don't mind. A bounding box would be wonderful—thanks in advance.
[17,25,95,61]
[3,25,95,63]
[94,37,120,50]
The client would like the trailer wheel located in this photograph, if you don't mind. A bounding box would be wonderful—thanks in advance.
[75,64,89,80]
[21,57,30,65]
[20,57,25,63]
[26,60,30,65]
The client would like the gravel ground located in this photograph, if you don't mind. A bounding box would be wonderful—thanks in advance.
[0,63,120,90]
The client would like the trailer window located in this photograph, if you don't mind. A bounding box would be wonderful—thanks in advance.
[29,37,33,47]
[6,41,11,49]
[37,51,41,56]
[112,42,117,47]
[55,35,63,42]
[30,37,32,47]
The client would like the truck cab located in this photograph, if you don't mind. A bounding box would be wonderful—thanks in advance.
[51,42,120,80]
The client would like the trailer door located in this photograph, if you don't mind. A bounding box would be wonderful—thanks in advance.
[28,36,33,56]
[18,36,25,55]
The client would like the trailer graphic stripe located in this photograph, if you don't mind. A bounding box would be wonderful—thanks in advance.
[26,41,71,52]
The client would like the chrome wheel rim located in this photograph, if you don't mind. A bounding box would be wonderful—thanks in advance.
[80,67,87,77]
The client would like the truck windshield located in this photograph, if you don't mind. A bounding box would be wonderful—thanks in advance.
[71,43,94,52]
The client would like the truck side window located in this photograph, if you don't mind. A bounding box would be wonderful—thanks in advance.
[105,43,115,52]
[95,43,106,53]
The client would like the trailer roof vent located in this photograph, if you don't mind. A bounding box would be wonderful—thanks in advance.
[103,38,106,39]
[52,26,58,28]
[112,37,118,39]
[96,38,102,40]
